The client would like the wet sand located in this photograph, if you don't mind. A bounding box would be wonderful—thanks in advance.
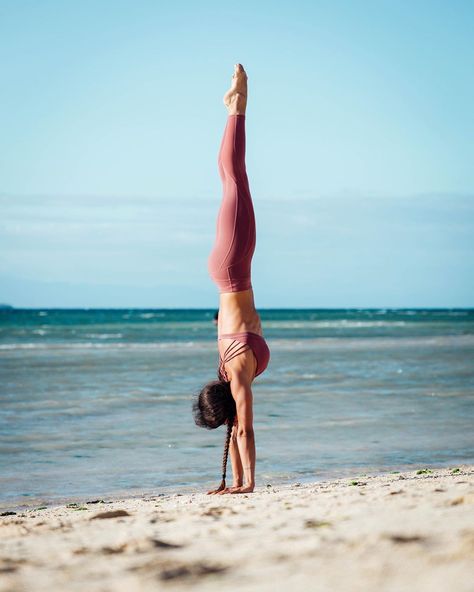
[1,465,473,592]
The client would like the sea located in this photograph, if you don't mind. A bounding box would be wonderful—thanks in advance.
[1,308,473,509]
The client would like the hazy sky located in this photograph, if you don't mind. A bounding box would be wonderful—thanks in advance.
[1,0,473,307]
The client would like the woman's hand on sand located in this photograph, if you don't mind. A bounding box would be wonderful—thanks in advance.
[215,486,241,495]
[207,478,245,494]
[207,484,226,495]
[217,485,254,494]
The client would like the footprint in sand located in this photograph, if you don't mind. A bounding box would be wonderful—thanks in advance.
[151,538,183,549]
[159,561,227,582]
[202,506,236,518]
[385,533,427,544]
[0,558,28,573]
[101,543,128,554]
[305,519,332,529]
[90,510,131,520]
[129,558,227,581]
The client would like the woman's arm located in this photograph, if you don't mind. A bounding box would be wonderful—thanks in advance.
[229,373,256,493]
[229,421,244,487]
[215,420,246,494]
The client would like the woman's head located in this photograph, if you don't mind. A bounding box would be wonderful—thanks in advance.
[193,379,236,492]
[193,379,236,429]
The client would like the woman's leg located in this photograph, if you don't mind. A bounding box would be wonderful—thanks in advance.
[208,67,256,293]
[217,115,249,187]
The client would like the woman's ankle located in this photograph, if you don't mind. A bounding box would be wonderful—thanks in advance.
[226,92,246,116]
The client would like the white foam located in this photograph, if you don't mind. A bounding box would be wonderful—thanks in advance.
[266,321,407,329]
[84,333,124,339]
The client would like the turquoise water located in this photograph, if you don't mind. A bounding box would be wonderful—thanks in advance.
[1,308,473,509]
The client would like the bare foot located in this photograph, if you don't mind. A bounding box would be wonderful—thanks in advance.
[223,63,247,115]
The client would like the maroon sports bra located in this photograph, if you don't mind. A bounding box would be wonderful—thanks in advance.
[217,331,270,382]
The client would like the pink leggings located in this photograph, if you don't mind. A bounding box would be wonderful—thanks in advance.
[208,114,256,293]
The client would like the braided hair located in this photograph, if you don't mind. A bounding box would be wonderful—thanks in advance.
[193,379,236,491]
[218,419,234,491]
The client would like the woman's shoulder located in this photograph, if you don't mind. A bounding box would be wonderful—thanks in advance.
[219,344,256,384]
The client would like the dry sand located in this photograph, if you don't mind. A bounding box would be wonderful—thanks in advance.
[1,465,473,592]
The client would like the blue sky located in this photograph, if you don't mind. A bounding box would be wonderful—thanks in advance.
[1,0,473,307]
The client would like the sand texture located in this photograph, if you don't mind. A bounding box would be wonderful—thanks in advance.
[1,466,473,592]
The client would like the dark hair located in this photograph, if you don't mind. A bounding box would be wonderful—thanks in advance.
[193,379,236,492]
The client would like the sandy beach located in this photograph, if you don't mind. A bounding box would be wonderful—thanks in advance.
[1,465,473,592]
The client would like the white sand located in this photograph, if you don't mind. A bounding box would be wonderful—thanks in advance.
[1,465,473,592]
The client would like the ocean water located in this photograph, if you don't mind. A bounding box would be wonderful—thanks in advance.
[1,308,473,509]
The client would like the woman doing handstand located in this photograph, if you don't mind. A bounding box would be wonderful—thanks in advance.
[193,64,270,495]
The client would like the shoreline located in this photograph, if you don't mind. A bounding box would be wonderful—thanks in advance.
[2,460,471,514]
[1,465,473,591]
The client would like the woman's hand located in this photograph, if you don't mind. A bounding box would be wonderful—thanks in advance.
[217,484,254,494]
[206,483,226,495]
[215,485,240,494]
[207,480,243,495]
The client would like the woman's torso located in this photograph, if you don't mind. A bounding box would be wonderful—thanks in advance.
[217,289,269,382]
[217,289,262,335]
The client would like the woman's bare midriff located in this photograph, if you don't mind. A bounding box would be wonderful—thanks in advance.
[218,288,262,336]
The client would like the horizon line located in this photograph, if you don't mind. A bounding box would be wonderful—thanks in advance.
[1,306,473,312]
